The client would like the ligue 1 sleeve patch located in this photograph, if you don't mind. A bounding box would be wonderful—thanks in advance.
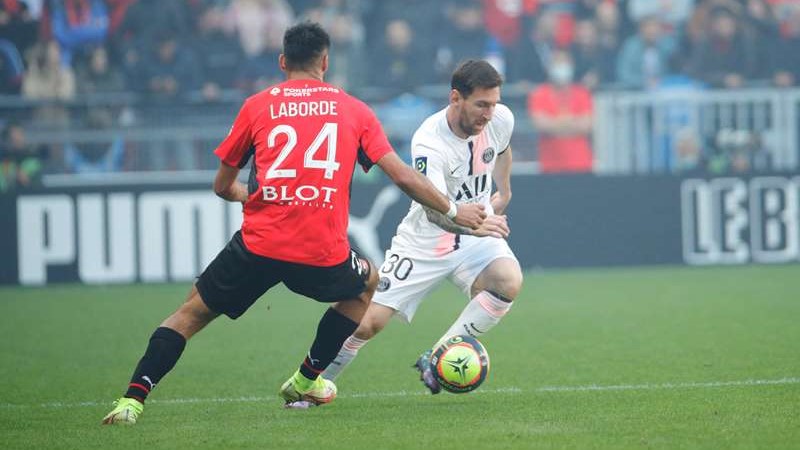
[414,156,428,175]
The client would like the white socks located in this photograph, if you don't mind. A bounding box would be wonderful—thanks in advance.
[436,291,512,347]
[321,335,368,381]
[323,291,512,381]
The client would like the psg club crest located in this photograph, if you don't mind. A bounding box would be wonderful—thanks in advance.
[482,147,495,164]
[414,157,428,175]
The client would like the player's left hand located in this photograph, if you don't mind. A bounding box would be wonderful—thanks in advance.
[472,214,510,239]
[490,192,511,215]
[454,203,487,229]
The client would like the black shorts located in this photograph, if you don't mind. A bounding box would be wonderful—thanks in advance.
[196,231,370,319]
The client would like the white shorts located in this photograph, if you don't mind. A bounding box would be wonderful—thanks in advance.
[373,235,517,323]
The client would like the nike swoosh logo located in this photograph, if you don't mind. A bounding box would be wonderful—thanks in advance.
[467,322,486,335]
[450,167,461,175]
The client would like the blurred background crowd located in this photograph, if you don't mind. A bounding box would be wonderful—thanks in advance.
[2,0,800,191]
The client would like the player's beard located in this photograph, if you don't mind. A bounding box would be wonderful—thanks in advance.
[460,114,487,137]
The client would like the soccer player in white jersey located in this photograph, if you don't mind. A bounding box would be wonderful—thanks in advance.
[321,60,523,394]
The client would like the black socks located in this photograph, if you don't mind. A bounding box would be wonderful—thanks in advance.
[299,308,358,380]
[124,327,187,402]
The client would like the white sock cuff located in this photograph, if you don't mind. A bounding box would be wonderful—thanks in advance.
[475,291,512,319]
[342,335,368,352]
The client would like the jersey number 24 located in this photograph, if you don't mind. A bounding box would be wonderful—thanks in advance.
[266,123,341,180]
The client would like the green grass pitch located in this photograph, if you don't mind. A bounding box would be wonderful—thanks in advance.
[1,265,798,449]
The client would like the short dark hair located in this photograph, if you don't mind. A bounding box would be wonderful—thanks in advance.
[451,60,503,98]
[283,21,330,71]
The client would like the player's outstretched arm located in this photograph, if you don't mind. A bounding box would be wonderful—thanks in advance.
[213,161,248,204]
[376,152,486,229]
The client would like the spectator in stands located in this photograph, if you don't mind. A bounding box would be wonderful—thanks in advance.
[141,31,200,100]
[138,33,199,170]
[511,10,564,84]
[434,0,491,82]
[703,128,771,174]
[679,0,740,66]
[63,107,125,173]
[574,0,607,20]
[528,50,594,174]
[115,0,192,45]
[225,0,292,95]
[104,0,136,36]
[117,37,143,92]
[44,0,109,66]
[235,51,282,95]
[75,44,125,94]
[22,39,75,99]
[772,2,800,87]
[0,1,38,58]
[673,127,707,175]
[529,0,579,45]
[0,121,44,191]
[0,38,24,94]
[224,0,294,59]
[369,19,429,94]
[616,16,676,89]
[483,0,538,50]
[193,4,243,101]
[234,26,282,95]
[300,0,365,90]
[365,0,442,52]
[22,39,75,126]
[595,0,622,52]
[111,0,196,92]
[627,0,694,36]
[572,18,616,89]
[742,0,782,83]
[688,6,757,88]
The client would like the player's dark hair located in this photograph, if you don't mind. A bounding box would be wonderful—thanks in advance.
[451,60,503,98]
[283,21,330,71]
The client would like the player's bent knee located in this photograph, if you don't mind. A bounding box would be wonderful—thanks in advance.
[488,270,523,301]
[354,318,383,340]
[505,270,524,300]
[499,261,523,299]
[475,258,523,300]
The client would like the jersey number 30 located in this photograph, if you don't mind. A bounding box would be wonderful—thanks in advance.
[266,123,341,180]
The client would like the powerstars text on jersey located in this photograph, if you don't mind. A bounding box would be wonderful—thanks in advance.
[393,103,515,256]
[214,79,392,266]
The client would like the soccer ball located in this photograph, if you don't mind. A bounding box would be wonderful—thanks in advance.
[430,335,490,393]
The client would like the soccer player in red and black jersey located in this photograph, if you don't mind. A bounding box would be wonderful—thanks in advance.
[102,22,489,424]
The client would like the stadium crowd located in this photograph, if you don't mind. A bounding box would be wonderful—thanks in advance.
[1,0,800,187]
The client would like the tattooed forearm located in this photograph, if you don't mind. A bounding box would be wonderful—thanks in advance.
[423,206,474,235]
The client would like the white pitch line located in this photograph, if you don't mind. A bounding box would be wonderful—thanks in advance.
[535,376,800,393]
[1,378,797,410]
[0,387,521,410]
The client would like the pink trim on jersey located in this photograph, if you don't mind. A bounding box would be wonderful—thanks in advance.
[471,131,490,174]
[434,233,457,256]
[475,291,510,318]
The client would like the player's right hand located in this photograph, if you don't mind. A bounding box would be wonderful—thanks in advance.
[454,203,487,229]
[472,214,510,239]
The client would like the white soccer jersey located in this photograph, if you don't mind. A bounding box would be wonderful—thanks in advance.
[390,103,515,257]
